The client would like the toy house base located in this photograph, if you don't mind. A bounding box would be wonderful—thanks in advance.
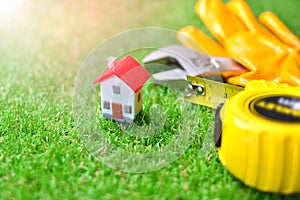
[102,113,137,123]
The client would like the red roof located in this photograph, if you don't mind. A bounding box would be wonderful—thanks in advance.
[93,56,150,92]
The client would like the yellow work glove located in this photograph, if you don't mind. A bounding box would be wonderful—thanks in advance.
[177,0,300,87]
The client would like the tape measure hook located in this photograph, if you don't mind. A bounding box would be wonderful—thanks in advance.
[185,82,206,97]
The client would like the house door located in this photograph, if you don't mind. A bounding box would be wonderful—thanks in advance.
[112,103,123,119]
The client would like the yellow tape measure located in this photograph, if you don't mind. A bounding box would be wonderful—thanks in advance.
[186,76,300,194]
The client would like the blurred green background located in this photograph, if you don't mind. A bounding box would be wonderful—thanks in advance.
[1,0,300,199]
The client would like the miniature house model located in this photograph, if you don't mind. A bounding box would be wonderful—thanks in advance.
[93,56,150,123]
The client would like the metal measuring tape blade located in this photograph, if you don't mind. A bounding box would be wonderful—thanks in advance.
[184,75,244,108]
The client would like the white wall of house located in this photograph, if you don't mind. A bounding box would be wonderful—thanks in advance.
[100,75,136,120]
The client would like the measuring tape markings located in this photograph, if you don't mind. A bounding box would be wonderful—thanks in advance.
[185,75,244,108]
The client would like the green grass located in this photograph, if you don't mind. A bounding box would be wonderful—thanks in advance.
[1,0,300,199]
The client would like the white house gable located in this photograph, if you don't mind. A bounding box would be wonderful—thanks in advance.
[100,75,135,121]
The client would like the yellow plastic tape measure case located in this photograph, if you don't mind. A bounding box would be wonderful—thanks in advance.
[217,80,300,194]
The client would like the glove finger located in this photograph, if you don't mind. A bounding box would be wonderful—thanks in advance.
[279,51,300,86]
[177,26,229,57]
[226,0,275,38]
[195,0,246,45]
[260,11,300,53]
[225,32,300,86]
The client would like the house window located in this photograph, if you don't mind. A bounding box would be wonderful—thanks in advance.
[124,105,132,114]
[138,92,141,102]
[113,85,120,94]
[103,101,110,109]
